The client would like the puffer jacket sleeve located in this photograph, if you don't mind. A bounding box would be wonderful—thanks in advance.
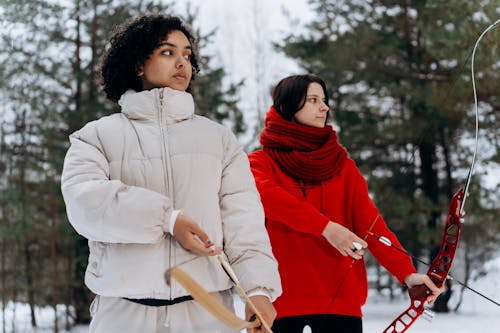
[61,123,173,244]
[218,129,282,301]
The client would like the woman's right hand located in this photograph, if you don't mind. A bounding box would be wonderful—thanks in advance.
[322,221,367,259]
[173,214,222,256]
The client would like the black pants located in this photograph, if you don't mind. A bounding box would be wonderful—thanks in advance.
[272,314,362,333]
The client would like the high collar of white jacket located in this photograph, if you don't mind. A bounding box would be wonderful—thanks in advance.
[118,87,195,125]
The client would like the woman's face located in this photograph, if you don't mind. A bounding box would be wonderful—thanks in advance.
[293,82,329,128]
[139,30,193,92]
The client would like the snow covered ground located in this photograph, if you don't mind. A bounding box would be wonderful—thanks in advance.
[2,257,499,332]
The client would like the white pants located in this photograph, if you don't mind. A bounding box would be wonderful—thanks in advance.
[89,290,239,333]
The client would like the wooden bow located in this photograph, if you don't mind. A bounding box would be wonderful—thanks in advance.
[165,255,273,332]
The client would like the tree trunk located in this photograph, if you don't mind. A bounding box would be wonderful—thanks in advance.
[72,236,92,324]
[50,198,59,333]
[420,138,452,312]
[24,244,37,328]
[17,111,37,328]
[418,140,439,229]
[70,2,93,324]
[453,245,470,312]
[1,239,6,333]
[439,125,453,199]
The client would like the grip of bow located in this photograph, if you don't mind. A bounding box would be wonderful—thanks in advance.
[383,188,463,333]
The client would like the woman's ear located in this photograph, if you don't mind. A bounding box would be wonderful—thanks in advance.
[136,64,144,77]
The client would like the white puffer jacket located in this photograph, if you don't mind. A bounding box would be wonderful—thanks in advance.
[61,87,281,301]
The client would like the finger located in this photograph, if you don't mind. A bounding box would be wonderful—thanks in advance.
[209,246,222,255]
[428,291,440,304]
[349,250,363,260]
[349,242,365,258]
[187,234,219,255]
[189,235,211,253]
[421,280,442,303]
[352,241,363,251]
[356,238,368,248]
[351,253,363,260]
[199,238,223,255]
[190,225,210,245]
[422,276,441,294]
[354,249,365,256]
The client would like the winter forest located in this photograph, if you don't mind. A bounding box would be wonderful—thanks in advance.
[0,0,499,332]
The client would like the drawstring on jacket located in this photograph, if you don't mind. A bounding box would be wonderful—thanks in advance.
[297,179,326,215]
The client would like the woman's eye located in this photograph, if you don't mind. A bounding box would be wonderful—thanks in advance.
[308,97,317,103]
[183,54,191,60]
[162,50,173,55]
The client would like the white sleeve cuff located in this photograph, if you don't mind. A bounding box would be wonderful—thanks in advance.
[247,289,271,301]
[168,210,181,235]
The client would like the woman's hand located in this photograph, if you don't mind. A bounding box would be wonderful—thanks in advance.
[173,214,222,256]
[404,273,444,305]
[245,295,276,333]
[322,221,367,260]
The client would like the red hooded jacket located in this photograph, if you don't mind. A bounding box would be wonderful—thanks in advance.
[249,150,416,318]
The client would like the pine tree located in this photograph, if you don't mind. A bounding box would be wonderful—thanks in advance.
[182,5,246,135]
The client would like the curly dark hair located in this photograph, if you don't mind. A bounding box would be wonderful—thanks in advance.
[99,14,200,102]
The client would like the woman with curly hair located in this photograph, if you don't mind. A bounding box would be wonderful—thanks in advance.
[61,14,281,333]
[249,74,442,333]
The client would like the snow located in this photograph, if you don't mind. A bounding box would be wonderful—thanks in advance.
[367,256,500,332]
[362,291,500,333]
[2,256,499,332]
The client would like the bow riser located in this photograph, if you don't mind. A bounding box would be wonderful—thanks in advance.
[383,188,463,333]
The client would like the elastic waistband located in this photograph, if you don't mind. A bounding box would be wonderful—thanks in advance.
[124,295,194,307]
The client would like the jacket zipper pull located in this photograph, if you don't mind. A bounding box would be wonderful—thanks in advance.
[159,89,164,115]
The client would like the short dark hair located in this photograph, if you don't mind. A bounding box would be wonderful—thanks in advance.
[99,14,200,102]
[272,74,329,120]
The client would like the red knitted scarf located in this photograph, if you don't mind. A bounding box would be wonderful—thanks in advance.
[260,107,348,182]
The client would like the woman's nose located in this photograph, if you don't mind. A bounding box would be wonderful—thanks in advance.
[320,101,329,112]
[176,55,187,68]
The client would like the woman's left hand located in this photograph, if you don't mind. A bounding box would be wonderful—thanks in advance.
[245,295,276,333]
[404,273,445,304]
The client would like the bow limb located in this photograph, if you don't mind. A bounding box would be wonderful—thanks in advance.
[165,266,261,330]
[216,255,274,333]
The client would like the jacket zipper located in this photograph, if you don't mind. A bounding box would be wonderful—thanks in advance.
[157,88,175,299]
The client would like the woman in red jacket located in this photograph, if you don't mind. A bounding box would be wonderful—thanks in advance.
[248,74,442,333]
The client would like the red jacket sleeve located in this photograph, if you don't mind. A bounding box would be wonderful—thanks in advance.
[249,151,329,236]
[349,164,416,284]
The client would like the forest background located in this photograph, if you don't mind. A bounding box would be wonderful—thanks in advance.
[0,0,499,332]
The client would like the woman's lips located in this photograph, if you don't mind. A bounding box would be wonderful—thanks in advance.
[174,74,187,80]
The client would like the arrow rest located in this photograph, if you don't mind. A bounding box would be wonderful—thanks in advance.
[422,309,435,322]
